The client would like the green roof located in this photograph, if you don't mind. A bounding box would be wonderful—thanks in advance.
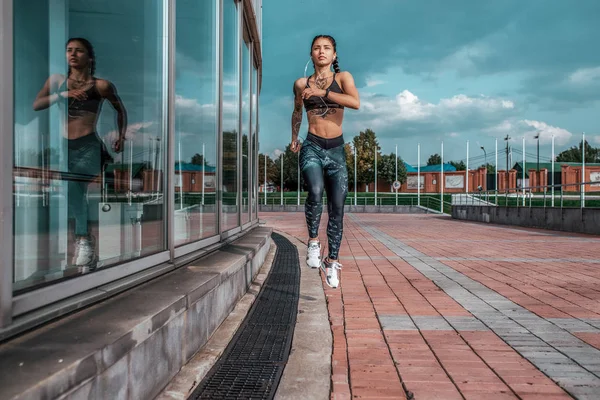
[512,162,600,177]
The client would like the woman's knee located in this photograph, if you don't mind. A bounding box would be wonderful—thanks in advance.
[306,185,324,203]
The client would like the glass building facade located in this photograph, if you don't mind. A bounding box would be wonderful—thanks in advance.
[0,0,262,334]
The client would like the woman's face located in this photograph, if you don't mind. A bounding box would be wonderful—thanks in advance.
[66,41,91,70]
[311,37,336,68]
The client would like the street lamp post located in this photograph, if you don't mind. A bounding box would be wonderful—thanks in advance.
[504,135,511,190]
[534,132,540,172]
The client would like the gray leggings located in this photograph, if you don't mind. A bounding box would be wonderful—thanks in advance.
[299,133,348,260]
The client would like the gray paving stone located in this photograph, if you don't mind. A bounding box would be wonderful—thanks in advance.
[350,218,600,399]
[378,315,417,331]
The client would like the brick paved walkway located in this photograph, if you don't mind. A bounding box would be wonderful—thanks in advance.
[261,212,600,400]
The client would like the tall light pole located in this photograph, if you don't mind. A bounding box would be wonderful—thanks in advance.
[480,145,487,168]
[440,141,444,213]
[264,153,267,205]
[534,132,540,172]
[417,143,421,206]
[374,148,378,206]
[504,135,511,190]
[582,132,586,208]
[280,153,283,206]
[466,140,470,194]
[495,139,498,203]
[354,144,357,206]
[551,135,555,207]
[395,144,398,206]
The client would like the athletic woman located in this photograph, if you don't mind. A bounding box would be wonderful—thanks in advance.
[33,37,128,268]
[290,35,360,288]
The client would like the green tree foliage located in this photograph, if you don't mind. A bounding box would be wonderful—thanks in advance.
[258,153,278,186]
[190,153,207,166]
[281,144,303,191]
[345,143,355,189]
[353,129,380,186]
[427,153,442,165]
[449,160,466,171]
[378,153,408,186]
[481,163,496,173]
[556,140,600,163]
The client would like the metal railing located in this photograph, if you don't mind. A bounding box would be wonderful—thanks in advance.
[458,180,600,209]
[261,193,453,214]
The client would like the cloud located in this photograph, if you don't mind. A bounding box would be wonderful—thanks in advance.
[365,78,385,88]
[568,66,600,84]
[348,90,515,135]
[484,119,573,146]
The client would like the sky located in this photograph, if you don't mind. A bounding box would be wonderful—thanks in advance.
[260,0,600,167]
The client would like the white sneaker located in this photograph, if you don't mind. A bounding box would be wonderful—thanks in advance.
[321,258,342,288]
[306,241,321,268]
[73,236,96,267]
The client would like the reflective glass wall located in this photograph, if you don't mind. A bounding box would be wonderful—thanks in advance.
[7,0,262,309]
[13,0,167,292]
[221,0,240,231]
[174,0,219,245]
[241,29,251,225]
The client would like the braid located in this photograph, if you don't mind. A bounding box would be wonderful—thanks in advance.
[332,58,340,73]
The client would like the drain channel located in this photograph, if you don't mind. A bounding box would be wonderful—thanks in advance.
[188,233,300,400]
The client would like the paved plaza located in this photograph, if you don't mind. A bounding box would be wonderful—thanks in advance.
[262,212,600,400]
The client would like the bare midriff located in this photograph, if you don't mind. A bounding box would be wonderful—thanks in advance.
[306,107,344,138]
[63,112,99,140]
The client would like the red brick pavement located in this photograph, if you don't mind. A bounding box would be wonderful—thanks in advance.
[260,212,599,400]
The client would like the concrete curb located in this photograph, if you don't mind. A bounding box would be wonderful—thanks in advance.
[156,239,277,400]
[275,232,332,400]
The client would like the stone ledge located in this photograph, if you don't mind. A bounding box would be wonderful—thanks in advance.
[0,227,272,400]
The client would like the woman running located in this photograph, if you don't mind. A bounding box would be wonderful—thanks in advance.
[290,34,360,288]
[33,37,128,269]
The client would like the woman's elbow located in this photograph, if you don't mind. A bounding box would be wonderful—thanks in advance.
[350,100,360,110]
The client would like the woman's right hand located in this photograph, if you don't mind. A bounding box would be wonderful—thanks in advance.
[60,89,87,101]
[291,139,301,153]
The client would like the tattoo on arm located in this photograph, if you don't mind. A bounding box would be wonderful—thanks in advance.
[291,95,303,139]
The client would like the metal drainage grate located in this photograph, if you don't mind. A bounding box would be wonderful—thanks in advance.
[189,233,300,400]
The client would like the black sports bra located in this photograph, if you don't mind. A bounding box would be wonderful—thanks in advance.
[303,73,344,112]
[58,77,103,118]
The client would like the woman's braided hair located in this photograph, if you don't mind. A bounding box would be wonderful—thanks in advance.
[311,34,340,73]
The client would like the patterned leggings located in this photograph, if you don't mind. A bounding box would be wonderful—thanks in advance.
[299,133,348,260]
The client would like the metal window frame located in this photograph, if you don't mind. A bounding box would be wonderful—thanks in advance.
[0,0,14,328]
[167,0,175,260]
[237,0,243,229]
[217,0,224,236]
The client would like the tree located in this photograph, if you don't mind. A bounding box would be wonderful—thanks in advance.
[556,140,600,163]
[378,153,408,189]
[449,160,466,171]
[481,163,496,173]
[281,144,302,191]
[345,143,355,190]
[427,153,442,165]
[258,153,278,186]
[190,153,207,166]
[352,129,380,187]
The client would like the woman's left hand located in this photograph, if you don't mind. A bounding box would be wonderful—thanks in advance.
[113,137,125,153]
[302,87,326,99]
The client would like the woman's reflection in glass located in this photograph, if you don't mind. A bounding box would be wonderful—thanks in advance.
[33,37,128,269]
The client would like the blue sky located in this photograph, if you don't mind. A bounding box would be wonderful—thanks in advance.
[260,0,600,167]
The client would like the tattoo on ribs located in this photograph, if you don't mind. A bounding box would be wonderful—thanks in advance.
[308,108,338,119]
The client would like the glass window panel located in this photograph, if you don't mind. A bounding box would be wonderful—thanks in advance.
[13,0,167,292]
[174,0,218,245]
[252,65,258,221]
[241,34,250,224]
[222,0,240,231]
